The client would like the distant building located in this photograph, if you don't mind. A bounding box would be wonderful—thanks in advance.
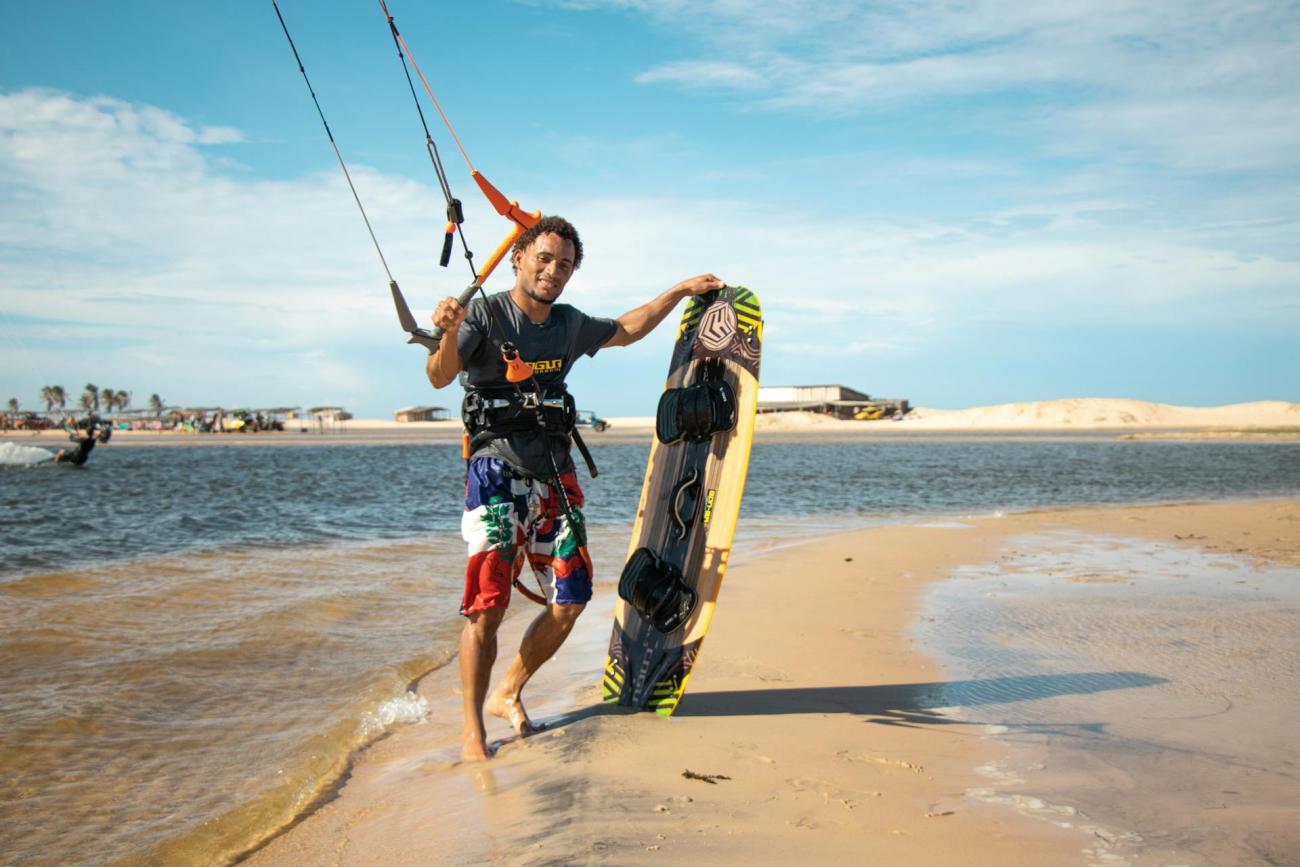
[308,406,352,422]
[394,405,448,423]
[307,406,352,433]
[759,384,870,404]
[757,384,909,420]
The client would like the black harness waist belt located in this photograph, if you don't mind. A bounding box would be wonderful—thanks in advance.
[462,384,599,478]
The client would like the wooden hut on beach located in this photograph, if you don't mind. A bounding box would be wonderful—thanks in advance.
[394,406,448,422]
[757,384,910,420]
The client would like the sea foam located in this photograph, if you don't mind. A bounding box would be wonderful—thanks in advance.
[359,691,430,736]
[0,442,55,466]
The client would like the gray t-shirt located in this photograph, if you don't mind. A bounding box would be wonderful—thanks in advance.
[457,291,617,477]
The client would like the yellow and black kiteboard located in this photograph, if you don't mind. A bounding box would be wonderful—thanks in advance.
[601,286,762,715]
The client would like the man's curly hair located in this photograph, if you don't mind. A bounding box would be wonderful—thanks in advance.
[510,215,584,272]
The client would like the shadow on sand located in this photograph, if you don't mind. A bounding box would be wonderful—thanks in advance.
[672,671,1168,727]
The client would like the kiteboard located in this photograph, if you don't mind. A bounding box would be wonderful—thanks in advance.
[601,286,762,715]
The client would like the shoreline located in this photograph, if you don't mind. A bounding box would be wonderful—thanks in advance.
[243,497,1300,865]
[6,398,1296,448]
[6,420,1300,450]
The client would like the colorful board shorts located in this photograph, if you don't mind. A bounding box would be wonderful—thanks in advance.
[460,457,591,616]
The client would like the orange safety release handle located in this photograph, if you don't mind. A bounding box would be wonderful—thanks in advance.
[502,343,534,383]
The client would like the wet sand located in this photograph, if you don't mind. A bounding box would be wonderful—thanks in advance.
[243,498,1300,865]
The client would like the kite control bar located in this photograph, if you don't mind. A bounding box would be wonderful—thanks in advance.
[375,0,541,352]
[276,0,543,355]
[396,170,541,350]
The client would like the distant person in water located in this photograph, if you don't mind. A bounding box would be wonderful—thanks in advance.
[54,418,110,467]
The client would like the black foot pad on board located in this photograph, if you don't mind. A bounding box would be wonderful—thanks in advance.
[656,380,737,444]
[618,547,698,633]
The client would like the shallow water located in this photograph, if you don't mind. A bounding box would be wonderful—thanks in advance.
[1,537,454,865]
[1,436,1298,864]
[917,532,1300,866]
[4,437,1299,576]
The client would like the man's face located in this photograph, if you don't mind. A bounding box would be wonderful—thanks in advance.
[515,232,576,305]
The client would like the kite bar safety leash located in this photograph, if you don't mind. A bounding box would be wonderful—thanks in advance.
[374,0,542,290]
[377,0,474,276]
[373,0,596,596]
[271,0,520,357]
[372,0,528,366]
[274,0,595,601]
[272,0,449,355]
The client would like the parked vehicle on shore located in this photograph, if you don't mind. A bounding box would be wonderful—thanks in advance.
[574,410,608,432]
[11,412,54,431]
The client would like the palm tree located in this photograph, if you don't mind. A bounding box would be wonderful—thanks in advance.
[117,390,131,413]
[100,388,117,416]
[83,384,100,413]
[149,393,165,417]
[6,397,17,414]
[49,385,67,413]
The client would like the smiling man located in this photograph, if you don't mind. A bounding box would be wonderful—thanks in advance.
[425,215,722,761]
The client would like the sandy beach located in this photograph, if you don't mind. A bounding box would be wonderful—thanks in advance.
[239,498,1299,866]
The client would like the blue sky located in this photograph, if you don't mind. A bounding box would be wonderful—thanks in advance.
[2,0,1297,417]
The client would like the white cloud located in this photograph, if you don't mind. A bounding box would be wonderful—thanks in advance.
[0,88,465,410]
[635,60,765,90]
[561,0,1300,171]
[567,190,1299,360]
[2,87,1295,413]
[1053,94,1300,171]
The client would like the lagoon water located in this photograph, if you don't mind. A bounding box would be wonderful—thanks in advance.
[2,435,1299,864]
[6,436,1300,577]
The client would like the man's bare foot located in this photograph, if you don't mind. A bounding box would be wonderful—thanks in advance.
[462,732,495,762]
[486,693,547,737]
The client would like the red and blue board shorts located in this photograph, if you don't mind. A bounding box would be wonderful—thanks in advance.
[460,457,591,616]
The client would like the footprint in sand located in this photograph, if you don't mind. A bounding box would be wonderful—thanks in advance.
[784,777,864,813]
[840,627,879,639]
[836,751,925,773]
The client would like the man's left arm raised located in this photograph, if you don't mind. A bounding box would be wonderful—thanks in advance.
[602,274,725,348]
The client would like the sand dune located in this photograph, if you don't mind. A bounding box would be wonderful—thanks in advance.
[748,398,1300,433]
[902,398,1299,430]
